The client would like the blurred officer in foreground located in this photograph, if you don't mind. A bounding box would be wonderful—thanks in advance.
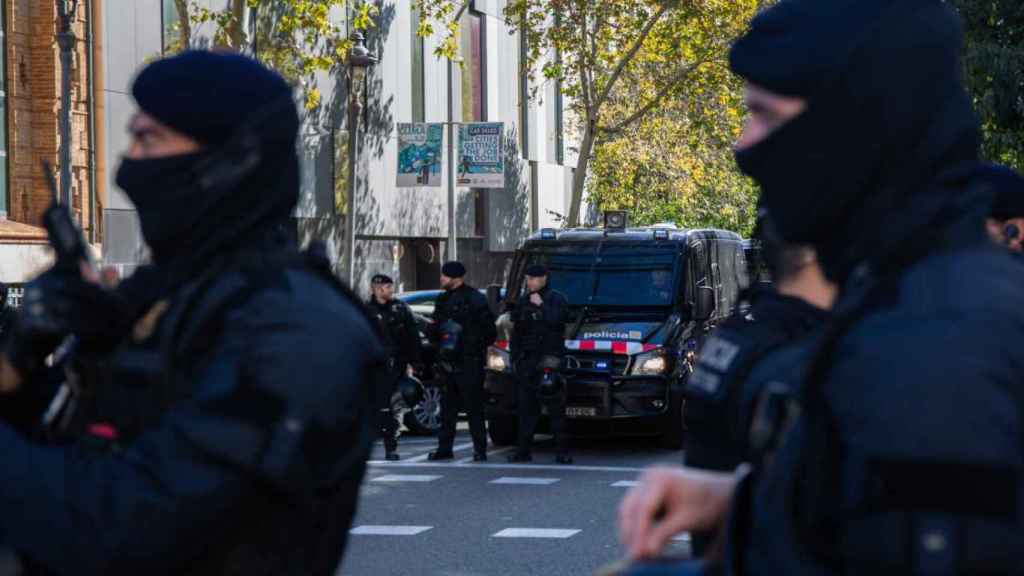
[429,261,496,461]
[619,1,1024,573]
[0,51,382,575]
[507,264,571,464]
[682,219,833,557]
[979,163,1024,252]
[368,273,420,461]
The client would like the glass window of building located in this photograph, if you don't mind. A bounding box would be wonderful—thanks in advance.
[0,2,8,217]
[161,0,186,54]
[411,8,425,122]
[460,11,485,122]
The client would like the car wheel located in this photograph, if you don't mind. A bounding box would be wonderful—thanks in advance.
[403,384,443,436]
[487,415,517,446]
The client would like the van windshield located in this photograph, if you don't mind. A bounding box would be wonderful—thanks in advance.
[523,247,678,307]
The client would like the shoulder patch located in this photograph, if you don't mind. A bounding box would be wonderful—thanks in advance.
[699,335,743,372]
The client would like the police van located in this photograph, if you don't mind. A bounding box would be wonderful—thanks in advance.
[483,214,749,448]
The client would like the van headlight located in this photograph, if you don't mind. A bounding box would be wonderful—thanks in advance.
[630,349,668,376]
[487,346,511,372]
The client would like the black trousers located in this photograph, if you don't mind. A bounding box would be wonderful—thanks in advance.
[437,356,487,455]
[516,362,569,456]
[377,366,402,452]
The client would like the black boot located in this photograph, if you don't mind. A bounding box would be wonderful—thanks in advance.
[473,452,487,462]
[385,451,401,461]
[427,450,454,461]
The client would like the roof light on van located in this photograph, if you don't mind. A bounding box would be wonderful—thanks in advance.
[540,228,557,240]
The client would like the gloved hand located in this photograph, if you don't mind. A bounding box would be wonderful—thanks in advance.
[3,264,128,379]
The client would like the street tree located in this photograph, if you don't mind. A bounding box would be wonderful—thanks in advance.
[949,0,1024,170]
[169,0,377,110]
[414,0,763,227]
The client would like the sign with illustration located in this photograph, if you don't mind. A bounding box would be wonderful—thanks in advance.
[397,123,443,187]
[457,122,505,188]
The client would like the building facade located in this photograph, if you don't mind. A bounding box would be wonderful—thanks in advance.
[0,0,101,283]
[100,0,574,293]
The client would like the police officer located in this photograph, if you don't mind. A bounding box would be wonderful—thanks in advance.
[368,274,420,461]
[979,163,1024,252]
[682,222,833,557]
[507,264,571,464]
[619,1,1024,573]
[0,51,383,575]
[429,261,496,461]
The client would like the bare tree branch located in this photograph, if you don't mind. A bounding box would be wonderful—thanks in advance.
[592,3,669,110]
[599,54,710,135]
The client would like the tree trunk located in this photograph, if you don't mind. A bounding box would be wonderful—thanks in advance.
[228,0,246,48]
[567,122,597,228]
[174,0,191,47]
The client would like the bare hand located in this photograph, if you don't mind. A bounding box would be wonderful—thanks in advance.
[618,466,739,560]
[529,293,543,306]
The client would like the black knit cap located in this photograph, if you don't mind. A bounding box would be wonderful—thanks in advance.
[132,50,295,146]
[441,261,466,279]
[730,0,894,98]
[525,264,548,277]
[371,274,394,285]
[979,164,1024,220]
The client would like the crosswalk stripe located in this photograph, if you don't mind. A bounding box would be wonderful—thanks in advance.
[611,480,639,488]
[492,528,581,539]
[371,474,442,483]
[489,477,560,486]
[350,525,433,536]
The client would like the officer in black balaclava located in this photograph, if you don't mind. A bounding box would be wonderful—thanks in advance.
[0,51,383,576]
[682,215,833,558]
[428,261,496,462]
[368,273,420,461]
[978,163,1024,253]
[507,264,571,465]
[619,1,1024,573]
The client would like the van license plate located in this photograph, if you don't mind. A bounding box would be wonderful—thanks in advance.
[566,406,597,418]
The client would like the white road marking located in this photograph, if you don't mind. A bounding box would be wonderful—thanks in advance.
[456,446,514,464]
[404,441,475,463]
[368,461,648,473]
[489,477,560,486]
[492,528,581,539]
[611,480,639,488]
[371,474,442,483]
[350,525,433,536]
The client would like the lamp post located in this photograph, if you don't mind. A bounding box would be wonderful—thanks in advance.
[56,0,80,209]
[446,2,470,263]
[345,31,377,286]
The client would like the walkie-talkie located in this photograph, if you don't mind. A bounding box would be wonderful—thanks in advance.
[41,161,95,272]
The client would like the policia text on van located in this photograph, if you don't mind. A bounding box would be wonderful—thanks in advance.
[483,220,749,448]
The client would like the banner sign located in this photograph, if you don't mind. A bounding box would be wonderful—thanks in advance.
[397,123,443,187]
[457,122,505,188]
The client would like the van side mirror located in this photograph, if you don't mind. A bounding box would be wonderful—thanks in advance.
[693,285,715,322]
[485,284,502,316]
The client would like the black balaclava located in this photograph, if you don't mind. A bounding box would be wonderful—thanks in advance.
[731,0,981,282]
[115,51,300,277]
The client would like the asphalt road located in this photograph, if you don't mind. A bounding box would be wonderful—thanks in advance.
[338,428,689,576]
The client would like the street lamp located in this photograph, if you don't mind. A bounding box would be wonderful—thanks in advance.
[56,0,80,209]
[346,30,378,286]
